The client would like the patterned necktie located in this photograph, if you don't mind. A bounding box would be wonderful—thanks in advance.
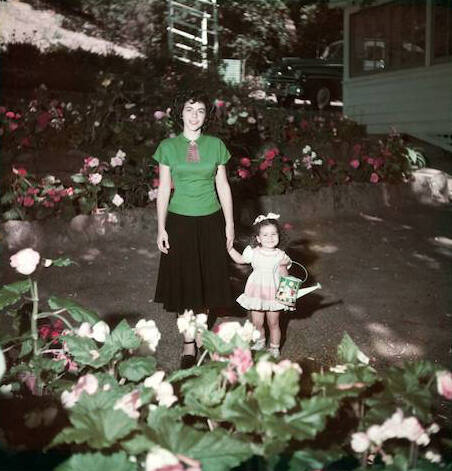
[186,140,200,163]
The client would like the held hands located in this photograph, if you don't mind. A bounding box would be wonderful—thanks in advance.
[225,224,234,252]
[157,229,170,254]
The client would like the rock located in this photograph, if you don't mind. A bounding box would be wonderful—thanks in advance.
[2,220,42,250]
[411,168,449,204]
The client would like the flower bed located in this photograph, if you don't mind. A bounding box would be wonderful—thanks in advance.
[0,248,451,470]
[1,73,427,221]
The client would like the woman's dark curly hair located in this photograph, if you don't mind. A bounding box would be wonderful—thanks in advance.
[171,89,215,131]
[250,218,286,249]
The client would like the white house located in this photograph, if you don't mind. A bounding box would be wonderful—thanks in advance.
[331,0,452,152]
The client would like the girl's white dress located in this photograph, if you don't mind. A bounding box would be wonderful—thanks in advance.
[237,245,292,311]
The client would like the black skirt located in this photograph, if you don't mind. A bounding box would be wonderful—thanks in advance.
[154,210,232,313]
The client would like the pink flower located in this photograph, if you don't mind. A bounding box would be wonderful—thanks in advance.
[64,187,74,197]
[229,348,253,375]
[88,173,102,185]
[154,110,166,120]
[237,168,251,179]
[373,158,384,170]
[12,167,27,176]
[84,157,99,168]
[366,157,374,165]
[327,158,336,167]
[264,148,278,160]
[43,200,55,208]
[6,111,15,119]
[27,187,39,195]
[283,222,293,230]
[9,122,19,131]
[259,160,271,171]
[39,325,52,339]
[437,371,452,400]
[214,99,225,108]
[350,159,360,169]
[370,172,379,183]
[114,390,142,419]
[240,157,251,167]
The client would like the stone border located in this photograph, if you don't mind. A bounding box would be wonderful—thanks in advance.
[1,169,450,251]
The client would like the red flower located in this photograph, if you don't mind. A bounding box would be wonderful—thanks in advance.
[9,122,19,132]
[50,330,60,344]
[237,168,251,179]
[27,187,39,195]
[300,119,309,130]
[282,166,291,174]
[6,111,15,119]
[53,319,64,332]
[23,196,35,207]
[264,148,278,160]
[43,200,55,208]
[370,172,379,183]
[240,157,251,167]
[349,159,360,169]
[39,325,52,339]
[282,156,290,162]
[259,160,271,171]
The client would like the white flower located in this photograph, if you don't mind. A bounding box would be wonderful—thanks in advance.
[196,313,208,330]
[90,350,100,360]
[61,390,78,408]
[357,350,370,365]
[135,319,161,352]
[148,189,158,201]
[94,121,100,127]
[129,114,136,120]
[367,424,384,445]
[427,423,440,434]
[115,149,126,159]
[425,451,441,463]
[42,175,56,184]
[114,390,141,419]
[91,321,110,343]
[216,321,242,343]
[77,322,93,338]
[145,447,179,471]
[155,381,177,408]
[110,156,124,167]
[256,360,273,382]
[311,151,317,158]
[43,258,53,267]
[416,432,430,446]
[177,310,196,338]
[239,111,248,118]
[302,145,311,154]
[88,173,102,185]
[10,248,41,275]
[112,194,124,207]
[0,384,13,398]
[273,359,302,376]
[240,320,261,343]
[402,417,425,442]
[330,364,347,374]
[144,371,165,390]
[87,158,99,168]
[351,432,370,453]
[313,159,323,166]
[247,116,256,124]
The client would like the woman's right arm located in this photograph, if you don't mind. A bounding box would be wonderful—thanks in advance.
[156,163,171,253]
[228,247,245,264]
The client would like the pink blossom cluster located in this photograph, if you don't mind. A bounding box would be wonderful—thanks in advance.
[61,374,99,408]
[114,389,142,419]
[223,348,253,385]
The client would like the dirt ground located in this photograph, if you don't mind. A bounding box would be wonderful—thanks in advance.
[2,200,451,373]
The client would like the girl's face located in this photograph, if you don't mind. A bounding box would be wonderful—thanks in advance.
[182,100,206,133]
[257,224,279,249]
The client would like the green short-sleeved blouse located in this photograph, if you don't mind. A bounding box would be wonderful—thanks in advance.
[153,133,231,216]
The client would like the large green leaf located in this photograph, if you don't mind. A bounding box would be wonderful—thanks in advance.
[0,280,32,310]
[108,319,141,350]
[53,408,137,449]
[284,397,338,441]
[220,385,261,433]
[120,433,157,454]
[182,367,225,410]
[118,357,156,382]
[101,178,115,188]
[71,174,87,183]
[63,335,107,366]
[148,421,253,471]
[55,452,135,471]
[18,339,33,358]
[48,297,100,324]
[337,332,367,364]
[288,448,345,471]
[255,368,300,414]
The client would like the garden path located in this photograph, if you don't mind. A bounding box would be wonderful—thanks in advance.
[2,202,451,373]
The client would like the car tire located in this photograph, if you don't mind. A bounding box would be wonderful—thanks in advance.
[311,84,332,110]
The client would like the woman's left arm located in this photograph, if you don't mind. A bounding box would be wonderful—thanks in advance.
[215,165,234,251]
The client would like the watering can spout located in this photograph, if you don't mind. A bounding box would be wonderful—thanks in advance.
[296,282,322,299]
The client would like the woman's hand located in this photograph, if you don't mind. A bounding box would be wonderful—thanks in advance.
[225,224,234,252]
[157,229,170,254]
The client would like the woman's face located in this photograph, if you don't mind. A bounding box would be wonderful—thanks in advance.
[182,100,206,133]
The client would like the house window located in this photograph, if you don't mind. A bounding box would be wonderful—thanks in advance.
[350,1,426,76]
[433,0,452,61]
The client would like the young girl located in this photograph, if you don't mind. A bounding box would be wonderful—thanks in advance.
[228,213,292,358]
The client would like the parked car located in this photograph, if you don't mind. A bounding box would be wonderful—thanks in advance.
[263,40,343,109]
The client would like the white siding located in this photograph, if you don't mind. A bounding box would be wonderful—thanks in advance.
[343,62,452,135]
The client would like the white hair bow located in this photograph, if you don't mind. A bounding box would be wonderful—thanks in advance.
[253,213,280,225]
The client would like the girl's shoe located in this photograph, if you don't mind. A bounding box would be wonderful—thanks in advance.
[267,343,280,359]
[251,338,266,351]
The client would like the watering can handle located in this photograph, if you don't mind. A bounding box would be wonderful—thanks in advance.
[290,261,308,283]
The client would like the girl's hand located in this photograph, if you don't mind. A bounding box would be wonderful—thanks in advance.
[157,229,170,254]
[225,224,234,252]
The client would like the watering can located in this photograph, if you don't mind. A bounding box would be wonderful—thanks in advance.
[275,261,321,308]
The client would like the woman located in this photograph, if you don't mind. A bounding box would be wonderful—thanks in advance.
[153,90,234,368]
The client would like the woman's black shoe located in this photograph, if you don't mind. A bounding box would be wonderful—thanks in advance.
[180,340,197,369]
[180,354,196,369]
